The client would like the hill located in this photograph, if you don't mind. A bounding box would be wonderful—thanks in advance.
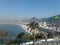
[46,15,60,26]
[18,15,60,27]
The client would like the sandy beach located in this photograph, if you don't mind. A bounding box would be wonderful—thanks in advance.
[17,24,32,34]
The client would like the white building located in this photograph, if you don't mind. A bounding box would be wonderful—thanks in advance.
[39,21,47,27]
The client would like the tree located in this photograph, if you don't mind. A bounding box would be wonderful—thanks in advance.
[0,30,8,38]
[16,32,25,39]
[27,21,39,40]
[35,33,45,39]
[21,34,32,40]
[47,33,53,38]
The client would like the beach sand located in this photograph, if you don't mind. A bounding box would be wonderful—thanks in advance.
[17,24,32,34]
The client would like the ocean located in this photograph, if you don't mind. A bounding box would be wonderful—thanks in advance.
[0,24,27,38]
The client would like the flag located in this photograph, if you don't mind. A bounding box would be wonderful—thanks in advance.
[54,16,59,20]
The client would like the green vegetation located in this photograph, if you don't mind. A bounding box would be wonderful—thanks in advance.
[16,32,53,40]
[0,29,8,38]
[0,29,9,45]
[16,21,54,44]
[16,32,25,39]
[27,21,40,40]
[16,32,33,40]
[47,33,53,38]
[35,33,44,39]
[16,21,54,41]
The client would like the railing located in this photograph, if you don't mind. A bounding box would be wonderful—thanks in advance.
[0,38,60,45]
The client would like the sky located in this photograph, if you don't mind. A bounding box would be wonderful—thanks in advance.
[0,0,60,21]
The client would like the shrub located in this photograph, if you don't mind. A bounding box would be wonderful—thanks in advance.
[47,33,53,38]
[16,32,25,39]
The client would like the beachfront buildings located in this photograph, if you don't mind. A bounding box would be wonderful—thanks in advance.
[39,21,60,32]
[39,21,47,27]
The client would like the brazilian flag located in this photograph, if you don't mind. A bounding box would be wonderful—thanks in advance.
[54,16,59,20]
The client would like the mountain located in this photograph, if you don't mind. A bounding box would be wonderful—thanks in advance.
[47,15,60,22]
[28,17,40,22]
[21,17,47,22]
[45,15,60,26]
[20,17,40,22]
[20,15,60,26]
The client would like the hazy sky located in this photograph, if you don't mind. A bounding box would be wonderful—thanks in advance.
[0,0,60,21]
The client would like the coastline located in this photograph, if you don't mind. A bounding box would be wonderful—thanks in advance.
[17,24,32,34]
[0,23,31,34]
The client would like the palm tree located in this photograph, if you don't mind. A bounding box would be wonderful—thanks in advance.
[27,21,39,40]
[27,21,48,45]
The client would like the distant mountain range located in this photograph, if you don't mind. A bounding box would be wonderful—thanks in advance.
[21,15,60,26]
[46,15,60,25]
[21,17,47,22]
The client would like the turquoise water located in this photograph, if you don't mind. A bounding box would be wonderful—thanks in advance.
[0,24,27,38]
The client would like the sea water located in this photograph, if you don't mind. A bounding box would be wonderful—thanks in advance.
[0,24,27,38]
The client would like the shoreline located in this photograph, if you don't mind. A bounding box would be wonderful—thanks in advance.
[0,23,32,34]
[17,24,32,34]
